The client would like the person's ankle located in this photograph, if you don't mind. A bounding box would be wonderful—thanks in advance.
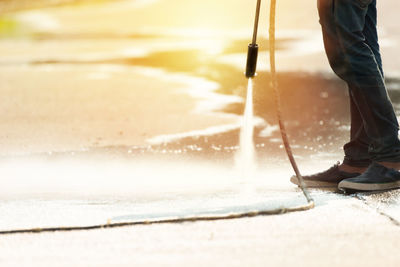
[338,163,367,173]
[377,161,400,171]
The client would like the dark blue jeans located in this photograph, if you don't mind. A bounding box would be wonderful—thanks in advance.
[318,0,400,166]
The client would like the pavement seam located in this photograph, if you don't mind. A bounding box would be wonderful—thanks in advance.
[353,194,400,227]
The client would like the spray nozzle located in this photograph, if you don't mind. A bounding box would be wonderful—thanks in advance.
[245,43,259,78]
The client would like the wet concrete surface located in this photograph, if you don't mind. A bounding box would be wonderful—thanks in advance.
[2,1,400,266]
[1,152,400,267]
[2,182,400,267]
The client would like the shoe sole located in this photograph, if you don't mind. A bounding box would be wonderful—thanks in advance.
[338,180,400,191]
[290,176,338,188]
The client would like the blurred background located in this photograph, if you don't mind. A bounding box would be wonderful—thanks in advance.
[1,0,400,160]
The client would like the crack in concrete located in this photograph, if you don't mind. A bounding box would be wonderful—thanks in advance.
[354,194,400,227]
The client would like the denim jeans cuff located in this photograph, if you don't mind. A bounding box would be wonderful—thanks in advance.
[343,157,371,167]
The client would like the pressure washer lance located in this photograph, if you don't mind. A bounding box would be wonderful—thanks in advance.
[245,0,261,78]
[245,0,314,209]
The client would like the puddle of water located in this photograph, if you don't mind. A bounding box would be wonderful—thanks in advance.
[0,155,317,230]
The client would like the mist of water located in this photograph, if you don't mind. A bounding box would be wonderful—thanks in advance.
[235,78,256,179]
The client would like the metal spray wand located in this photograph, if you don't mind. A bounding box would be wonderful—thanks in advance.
[245,0,261,78]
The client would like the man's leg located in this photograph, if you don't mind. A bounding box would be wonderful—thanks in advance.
[290,0,367,188]
[343,93,371,167]
[363,0,383,76]
[332,0,400,162]
[318,0,371,167]
[343,1,382,168]
[334,0,400,191]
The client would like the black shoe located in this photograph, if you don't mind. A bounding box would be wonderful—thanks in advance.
[338,162,400,192]
[290,162,361,188]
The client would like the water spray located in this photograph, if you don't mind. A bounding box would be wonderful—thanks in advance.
[237,0,261,178]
